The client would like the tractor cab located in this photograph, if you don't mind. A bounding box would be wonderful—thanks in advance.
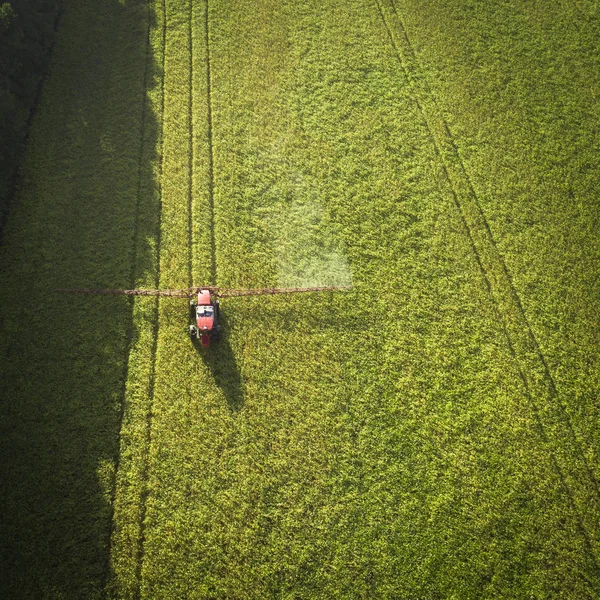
[196,302,215,331]
[189,290,220,347]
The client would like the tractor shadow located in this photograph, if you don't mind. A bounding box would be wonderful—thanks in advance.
[193,312,244,412]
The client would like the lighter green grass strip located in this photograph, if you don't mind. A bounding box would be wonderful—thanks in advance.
[138,0,212,596]
[106,0,165,596]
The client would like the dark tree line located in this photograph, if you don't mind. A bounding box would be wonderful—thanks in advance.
[0,0,62,234]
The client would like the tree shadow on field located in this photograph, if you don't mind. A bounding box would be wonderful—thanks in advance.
[193,311,245,412]
[0,0,162,598]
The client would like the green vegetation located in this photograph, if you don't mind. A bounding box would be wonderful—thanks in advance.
[0,0,62,229]
[0,0,154,596]
[393,0,600,487]
[1,0,599,598]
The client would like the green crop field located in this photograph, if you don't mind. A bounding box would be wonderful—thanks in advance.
[1,0,599,597]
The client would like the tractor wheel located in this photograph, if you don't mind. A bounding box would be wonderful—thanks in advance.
[189,325,197,341]
[189,301,196,320]
[215,300,220,317]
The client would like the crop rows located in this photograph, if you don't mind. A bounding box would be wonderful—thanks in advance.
[112,0,600,597]
[264,1,593,596]
[1,0,599,597]
[105,0,220,597]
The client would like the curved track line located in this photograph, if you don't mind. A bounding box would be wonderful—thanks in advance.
[374,0,600,560]
[383,2,598,487]
[388,0,600,500]
[434,147,600,571]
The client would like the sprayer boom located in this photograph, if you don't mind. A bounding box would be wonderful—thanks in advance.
[56,285,352,299]
[57,285,352,346]
[214,285,352,298]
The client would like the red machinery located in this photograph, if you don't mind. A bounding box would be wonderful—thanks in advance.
[58,285,352,348]
[190,289,220,347]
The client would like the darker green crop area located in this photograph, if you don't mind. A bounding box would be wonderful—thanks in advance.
[0,0,159,597]
[1,0,599,598]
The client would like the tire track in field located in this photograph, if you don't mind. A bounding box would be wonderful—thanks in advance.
[102,0,153,591]
[187,0,194,287]
[134,1,166,595]
[374,0,600,560]
[205,0,217,285]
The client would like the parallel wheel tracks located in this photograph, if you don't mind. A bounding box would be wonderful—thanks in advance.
[374,0,600,563]
[205,0,217,286]
[107,0,600,592]
[133,0,166,596]
[187,0,194,288]
[134,0,216,594]
[189,0,216,288]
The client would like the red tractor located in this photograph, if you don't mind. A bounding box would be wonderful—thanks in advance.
[189,289,222,347]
